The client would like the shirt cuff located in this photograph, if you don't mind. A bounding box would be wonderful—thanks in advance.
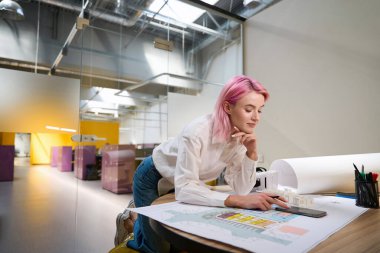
[243,155,257,171]
[209,191,230,207]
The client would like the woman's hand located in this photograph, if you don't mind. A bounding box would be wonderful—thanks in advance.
[224,192,289,211]
[231,126,258,160]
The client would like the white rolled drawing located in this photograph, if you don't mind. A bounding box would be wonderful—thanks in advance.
[269,153,380,194]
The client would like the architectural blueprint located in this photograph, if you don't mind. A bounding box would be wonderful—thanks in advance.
[130,196,367,253]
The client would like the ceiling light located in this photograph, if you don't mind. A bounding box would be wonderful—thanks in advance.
[46,125,60,131]
[0,0,25,21]
[46,125,77,133]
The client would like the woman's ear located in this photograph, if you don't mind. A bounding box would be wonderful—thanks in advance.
[223,101,232,114]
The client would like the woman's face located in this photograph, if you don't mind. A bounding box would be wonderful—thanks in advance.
[225,91,265,134]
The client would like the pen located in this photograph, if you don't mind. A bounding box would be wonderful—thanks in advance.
[367,172,373,183]
[353,163,363,180]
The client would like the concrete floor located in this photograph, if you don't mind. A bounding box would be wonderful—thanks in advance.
[0,158,132,253]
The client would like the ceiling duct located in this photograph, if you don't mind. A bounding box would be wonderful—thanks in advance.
[115,72,224,97]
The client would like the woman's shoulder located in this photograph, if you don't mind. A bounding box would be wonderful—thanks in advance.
[182,114,213,138]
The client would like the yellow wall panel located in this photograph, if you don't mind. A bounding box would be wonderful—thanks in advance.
[30,133,73,165]
[0,132,15,145]
[29,121,119,164]
[80,121,119,149]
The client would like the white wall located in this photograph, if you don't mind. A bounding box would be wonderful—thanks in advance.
[244,0,380,168]
[168,84,222,137]
[205,40,243,84]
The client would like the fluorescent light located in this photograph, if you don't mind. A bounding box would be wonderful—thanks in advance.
[60,128,77,133]
[46,125,60,130]
[46,125,77,133]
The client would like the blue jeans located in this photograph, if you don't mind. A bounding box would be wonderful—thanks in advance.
[127,156,169,253]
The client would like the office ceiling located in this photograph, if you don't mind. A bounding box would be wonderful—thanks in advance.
[0,0,282,121]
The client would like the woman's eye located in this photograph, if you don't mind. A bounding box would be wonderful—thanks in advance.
[258,110,262,114]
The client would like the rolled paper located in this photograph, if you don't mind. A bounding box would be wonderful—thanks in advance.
[269,153,380,194]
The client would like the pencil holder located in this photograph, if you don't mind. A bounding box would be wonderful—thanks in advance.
[355,179,379,208]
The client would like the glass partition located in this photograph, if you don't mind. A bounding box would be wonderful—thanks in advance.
[0,0,242,252]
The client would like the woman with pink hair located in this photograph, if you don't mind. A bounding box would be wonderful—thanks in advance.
[114,75,288,253]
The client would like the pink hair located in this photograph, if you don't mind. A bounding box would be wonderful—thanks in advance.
[212,75,269,140]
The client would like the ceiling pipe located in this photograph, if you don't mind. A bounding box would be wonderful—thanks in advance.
[38,0,227,38]
[44,0,154,74]
[41,0,227,73]
[0,58,140,85]
[38,0,148,27]
[48,0,91,74]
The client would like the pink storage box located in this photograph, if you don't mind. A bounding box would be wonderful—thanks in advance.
[101,145,135,194]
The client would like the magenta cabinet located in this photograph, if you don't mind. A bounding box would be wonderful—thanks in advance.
[57,146,72,172]
[50,146,59,167]
[74,145,96,180]
[101,145,135,194]
[0,145,15,181]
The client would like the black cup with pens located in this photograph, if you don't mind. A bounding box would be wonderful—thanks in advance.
[353,163,379,208]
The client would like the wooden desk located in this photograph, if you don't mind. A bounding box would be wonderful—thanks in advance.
[150,193,380,253]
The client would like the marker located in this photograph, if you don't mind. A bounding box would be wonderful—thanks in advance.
[372,173,378,182]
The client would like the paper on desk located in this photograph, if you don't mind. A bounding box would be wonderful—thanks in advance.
[130,196,367,253]
[269,153,380,194]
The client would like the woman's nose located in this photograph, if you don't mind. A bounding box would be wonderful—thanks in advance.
[252,111,259,121]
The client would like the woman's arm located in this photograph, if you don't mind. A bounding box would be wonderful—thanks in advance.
[224,192,289,210]
[224,154,257,195]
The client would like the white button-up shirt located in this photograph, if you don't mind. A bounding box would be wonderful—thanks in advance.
[152,114,257,207]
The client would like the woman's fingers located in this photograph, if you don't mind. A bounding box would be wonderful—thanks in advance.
[264,194,289,209]
[231,126,244,138]
[231,132,245,138]
[273,198,290,209]
[257,194,289,210]
[230,194,289,211]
